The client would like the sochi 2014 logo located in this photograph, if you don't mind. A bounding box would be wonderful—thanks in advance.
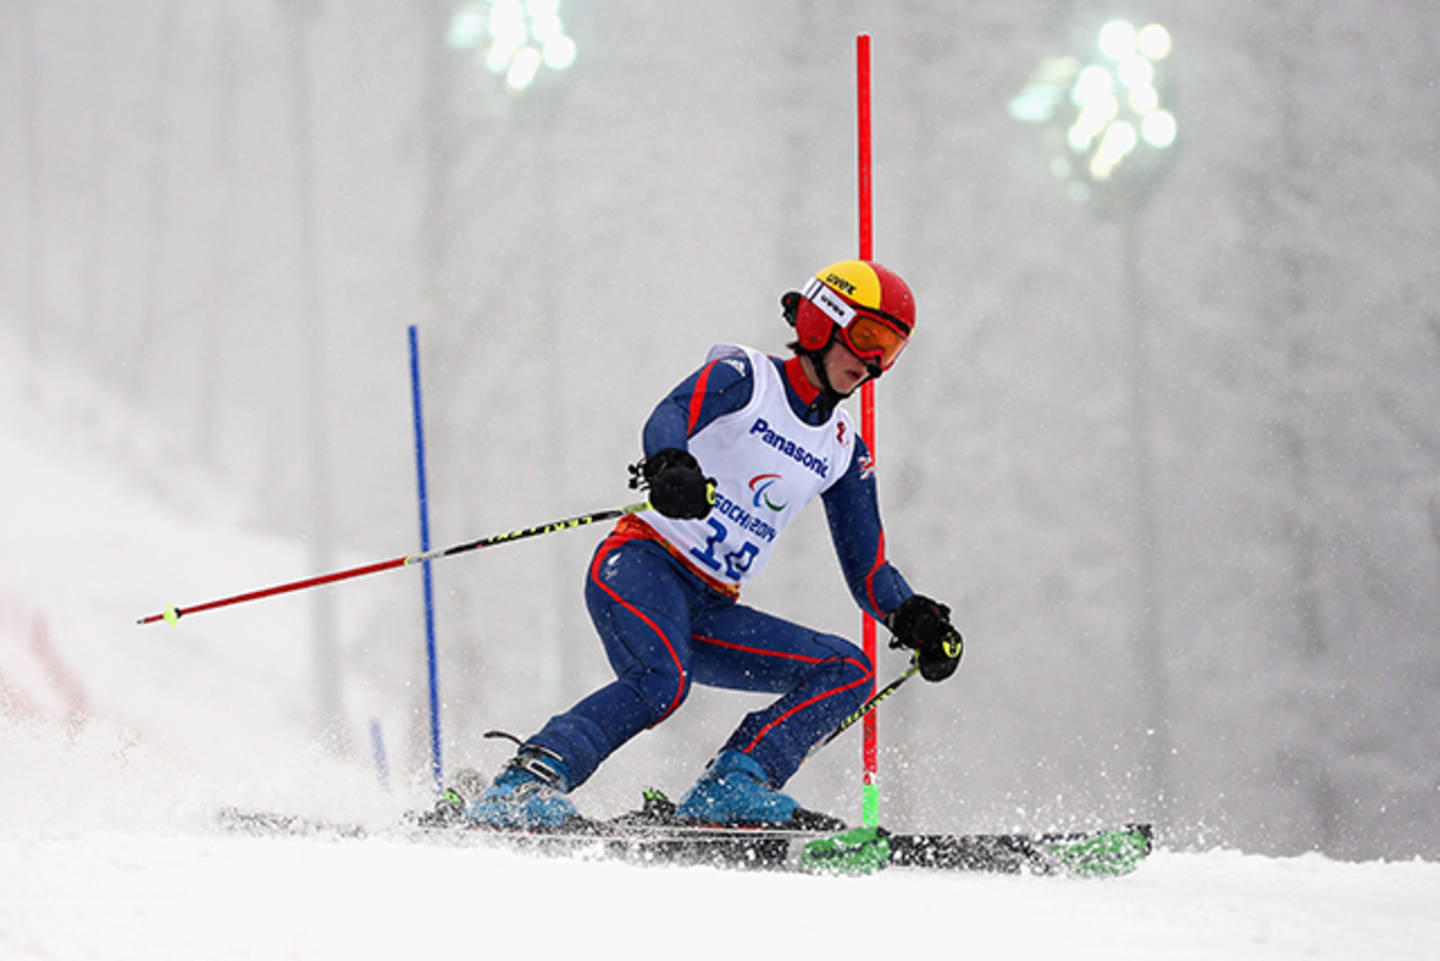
[748,473,787,511]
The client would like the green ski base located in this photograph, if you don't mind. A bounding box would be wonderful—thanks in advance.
[800,824,1153,878]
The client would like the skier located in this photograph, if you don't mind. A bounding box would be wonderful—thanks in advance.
[466,259,963,828]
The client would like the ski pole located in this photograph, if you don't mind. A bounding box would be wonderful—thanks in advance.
[137,500,652,626]
[807,657,920,759]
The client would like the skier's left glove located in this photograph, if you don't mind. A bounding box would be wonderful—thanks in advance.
[886,594,964,682]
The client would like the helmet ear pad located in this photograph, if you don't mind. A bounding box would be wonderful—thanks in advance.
[793,299,835,352]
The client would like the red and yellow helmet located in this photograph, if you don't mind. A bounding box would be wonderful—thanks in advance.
[792,259,916,371]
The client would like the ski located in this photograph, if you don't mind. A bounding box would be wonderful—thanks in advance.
[216,803,1152,878]
[804,823,1154,877]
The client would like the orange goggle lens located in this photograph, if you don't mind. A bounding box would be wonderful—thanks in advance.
[841,313,909,369]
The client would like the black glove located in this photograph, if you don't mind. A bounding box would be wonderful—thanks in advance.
[886,594,963,682]
[638,448,716,520]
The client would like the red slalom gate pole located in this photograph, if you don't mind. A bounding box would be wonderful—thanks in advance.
[857,36,874,262]
[855,32,881,829]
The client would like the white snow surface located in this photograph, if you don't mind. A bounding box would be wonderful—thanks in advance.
[3,344,1439,960]
[4,821,1437,961]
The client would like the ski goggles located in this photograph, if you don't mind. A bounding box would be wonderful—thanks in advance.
[802,277,911,370]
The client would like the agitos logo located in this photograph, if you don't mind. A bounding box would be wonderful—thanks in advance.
[748,473,787,511]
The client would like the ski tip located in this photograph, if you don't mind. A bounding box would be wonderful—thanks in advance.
[1048,824,1154,878]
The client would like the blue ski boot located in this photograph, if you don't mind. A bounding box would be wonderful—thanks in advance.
[676,750,801,826]
[466,745,580,830]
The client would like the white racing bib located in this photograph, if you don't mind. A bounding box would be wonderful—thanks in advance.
[641,344,856,590]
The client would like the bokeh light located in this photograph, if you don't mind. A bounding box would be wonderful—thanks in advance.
[447,0,577,93]
[1008,20,1177,201]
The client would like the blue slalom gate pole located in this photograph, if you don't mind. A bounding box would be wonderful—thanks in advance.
[408,325,444,796]
[369,718,391,792]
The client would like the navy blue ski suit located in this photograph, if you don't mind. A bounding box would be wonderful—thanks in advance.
[525,350,914,791]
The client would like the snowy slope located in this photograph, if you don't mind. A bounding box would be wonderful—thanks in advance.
[3,339,1439,961]
[0,334,397,827]
[4,816,1438,960]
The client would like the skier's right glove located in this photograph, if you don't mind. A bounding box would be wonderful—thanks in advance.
[635,448,717,520]
[887,594,964,682]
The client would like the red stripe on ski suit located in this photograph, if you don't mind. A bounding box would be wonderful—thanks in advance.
[589,527,688,726]
[696,633,874,756]
[863,530,888,616]
[686,357,724,435]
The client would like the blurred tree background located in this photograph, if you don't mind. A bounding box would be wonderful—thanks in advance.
[2,0,1437,859]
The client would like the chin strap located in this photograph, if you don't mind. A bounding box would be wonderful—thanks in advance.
[809,347,846,409]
